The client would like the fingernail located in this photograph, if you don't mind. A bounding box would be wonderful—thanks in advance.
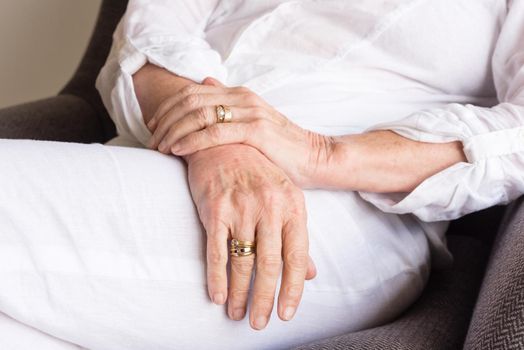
[232,308,245,320]
[171,143,182,153]
[158,141,167,152]
[283,306,295,321]
[147,119,155,129]
[213,293,225,305]
[253,315,268,330]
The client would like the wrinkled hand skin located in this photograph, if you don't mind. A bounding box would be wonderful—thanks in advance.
[183,144,317,330]
[147,78,336,189]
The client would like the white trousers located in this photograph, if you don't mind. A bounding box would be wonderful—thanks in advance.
[0,138,431,350]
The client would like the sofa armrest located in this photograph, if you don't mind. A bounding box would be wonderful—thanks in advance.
[464,196,524,349]
[293,235,490,350]
[0,94,105,143]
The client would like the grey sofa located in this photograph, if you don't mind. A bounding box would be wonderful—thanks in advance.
[0,1,522,349]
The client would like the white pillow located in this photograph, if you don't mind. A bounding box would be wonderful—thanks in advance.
[0,139,433,349]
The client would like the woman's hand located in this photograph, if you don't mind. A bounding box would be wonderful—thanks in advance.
[147,78,335,188]
[185,144,316,330]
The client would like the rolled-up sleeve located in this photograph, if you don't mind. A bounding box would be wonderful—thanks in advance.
[358,1,524,222]
[95,0,227,146]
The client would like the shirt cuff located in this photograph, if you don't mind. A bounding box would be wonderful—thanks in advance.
[121,36,227,83]
[356,105,522,221]
[103,36,228,147]
[358,159,507,221]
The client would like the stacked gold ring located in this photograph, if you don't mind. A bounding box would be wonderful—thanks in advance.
[230,238,256,257]
[216,105,233,123]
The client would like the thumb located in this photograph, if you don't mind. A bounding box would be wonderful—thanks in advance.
[305,255,317,280]
[202,76,226,88]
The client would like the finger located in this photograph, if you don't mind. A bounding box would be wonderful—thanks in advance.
[202,77,226,88]
[147,84,226,131]
[278,213,309,322]
[306,255,317,280]
[228,219,256,321]
[157,107,262,153]
[250,214,283,330]
[202,79,271,110]
[149,93,252,149]
[170,122,265,156]
[206,220,230,305]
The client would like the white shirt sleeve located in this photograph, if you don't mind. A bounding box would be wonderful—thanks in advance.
[95,0,227,147]
[358,1,524,222]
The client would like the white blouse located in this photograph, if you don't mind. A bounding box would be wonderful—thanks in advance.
[96,0,524,223]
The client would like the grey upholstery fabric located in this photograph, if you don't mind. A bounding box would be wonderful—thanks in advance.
[60,0,129,142]
[0,94,104,143]
[464,197,524,350]
[293,236,490,350]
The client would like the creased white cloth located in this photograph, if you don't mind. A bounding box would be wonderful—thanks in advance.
[96,0,524,224]
[0,311,84,350]
[0,139,429,349]
[94,1,524,288]
[359,0,524,221]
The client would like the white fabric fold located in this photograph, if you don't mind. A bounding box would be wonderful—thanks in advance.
[96,0,227,146]
[359,0,524,221]
[95,0,520,267]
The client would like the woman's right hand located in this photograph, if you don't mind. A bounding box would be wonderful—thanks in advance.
[184,144,316,330]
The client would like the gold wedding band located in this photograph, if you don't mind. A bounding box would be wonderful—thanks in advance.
[230,238,256,257]
[216,105,233,123]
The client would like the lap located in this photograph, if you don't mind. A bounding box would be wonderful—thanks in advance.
[0,138,430,349]
[0,311,83,350]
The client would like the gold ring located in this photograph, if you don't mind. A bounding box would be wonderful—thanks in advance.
[230,238,256,257]
[216,105,233,123]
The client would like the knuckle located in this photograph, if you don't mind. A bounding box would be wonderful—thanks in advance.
[207,250,228,266]
[287,188,305,205]
[232,258,254,275]
[181,84,200,96]
[253,293,275,309]
[257,254,282,274]
[284,249,308,269]
[182,94,200,109]
[259,187,283,206]
[283,283,303,300]
[196,107,211,128]
[273,178,298,196]
[234,86,250,94]
[229,289,249,301]
[252,107,267,120]
[287,206,306,220]
[252,118,269,131]
[243,93,259,105]
[205,215,223,231]
[167,122,179,136]
[206,125,222,140]
[291,199,307,217]
[209,196,229,215]
[202,214,224,230]
[207,273,224,287]
[156,99,172,116]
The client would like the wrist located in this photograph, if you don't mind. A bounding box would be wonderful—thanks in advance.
[308,135,360,189]
[133,63,194,126]
[182,144,262,165]
[317,135,365,190]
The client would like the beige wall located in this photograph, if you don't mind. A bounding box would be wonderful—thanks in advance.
[0,0,102,108]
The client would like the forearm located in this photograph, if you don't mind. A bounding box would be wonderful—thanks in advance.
[133,63,194,126]
[316,130,467,193]
[133,63,263,163]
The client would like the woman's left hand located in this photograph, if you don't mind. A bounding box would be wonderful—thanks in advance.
[147,77,335,188]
